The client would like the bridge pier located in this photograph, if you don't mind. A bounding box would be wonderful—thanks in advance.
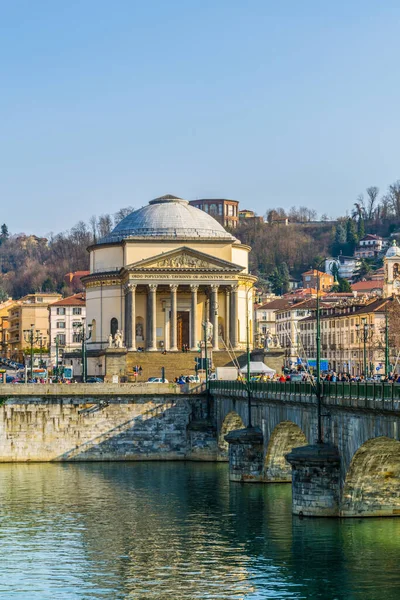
[286,443,341,517]
[225,427,264,482]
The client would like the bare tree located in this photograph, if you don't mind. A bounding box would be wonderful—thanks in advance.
[97,214,113,238]
[89,215,98,243]
[351,194,366,222]
[365,186,379,220]
[387,181,400,218]
[114,206,134,226]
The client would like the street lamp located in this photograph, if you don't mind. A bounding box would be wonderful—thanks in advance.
[23,324,41,381]
[355,318,374,377]
[314,259,337,443]
[73,320,93,382]
[245,283,256,428]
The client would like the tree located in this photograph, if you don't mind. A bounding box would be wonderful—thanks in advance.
[114,206,134,226]
[354,259,372,282]
[365,186,379,220]
[346,219,358,252]
[387,181,400,218]
[0,286,8,301]
[97,214,113,238]
[268,263,290,295]
[358,218,365,240]
[337,277,352,293]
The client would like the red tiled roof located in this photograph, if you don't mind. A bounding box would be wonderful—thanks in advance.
[351,280,384,291]
[50,293,86,307]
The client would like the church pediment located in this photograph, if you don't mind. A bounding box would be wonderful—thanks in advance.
[124,246,244,273]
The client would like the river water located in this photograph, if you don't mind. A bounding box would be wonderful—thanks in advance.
[0,462,399,600]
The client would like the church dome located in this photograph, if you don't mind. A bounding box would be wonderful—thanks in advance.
[386,240,400,257]
[99,195,236,244]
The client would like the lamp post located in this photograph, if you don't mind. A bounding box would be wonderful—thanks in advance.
[245,283,256,428]
[355,318,374,377]
[385,303,390,377]
[314,259,337,443]
[54,335,59,382]
[39,336,45,368]
[73,320,93,382]
[23,324,41,381]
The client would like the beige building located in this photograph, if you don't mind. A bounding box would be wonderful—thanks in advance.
[7,293,62,359]
[84,195,256,353]
[299,298,387,376]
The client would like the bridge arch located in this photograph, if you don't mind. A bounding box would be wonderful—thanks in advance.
[219,411,245,455]
[341,436,400,517]
[264,421,308,482]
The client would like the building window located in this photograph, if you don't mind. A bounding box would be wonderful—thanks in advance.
[110,318,118,337]
[57,334,66,345]
[36,297,43,303]
[72,307,82,315]
[56,308,66,315]
[218,204,223,216]
[72,334,80,343]
[57,322,66,329]
[228,205,234,216]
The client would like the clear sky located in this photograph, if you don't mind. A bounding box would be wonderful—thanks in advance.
[1,0,400,235]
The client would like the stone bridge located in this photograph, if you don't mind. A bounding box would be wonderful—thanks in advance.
[210,381,400,518]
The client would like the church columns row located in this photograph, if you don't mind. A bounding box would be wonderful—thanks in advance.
[124,282,239,351]
[211,284,219,351]
[148,284,158,351]
[190,285,198,350]
[170,284,178,351]
[230,284,239,349]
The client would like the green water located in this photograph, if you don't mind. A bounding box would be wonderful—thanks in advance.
[0,463,399,599]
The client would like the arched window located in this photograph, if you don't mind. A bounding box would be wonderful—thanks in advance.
[110,318,118,337]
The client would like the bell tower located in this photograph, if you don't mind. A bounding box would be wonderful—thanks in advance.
[384,240,400,297]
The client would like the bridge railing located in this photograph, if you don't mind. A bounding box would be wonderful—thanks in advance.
[209,380,400,412]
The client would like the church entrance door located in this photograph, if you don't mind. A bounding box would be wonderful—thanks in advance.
[177,312,189,349]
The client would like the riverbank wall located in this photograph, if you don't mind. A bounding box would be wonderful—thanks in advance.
[0,388,218,462]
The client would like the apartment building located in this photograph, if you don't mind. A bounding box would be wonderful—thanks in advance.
[275,299,317,367]
[188,199,239,228]
[298,298,387,376]
[48,293,86,362]
[7,293,62,360]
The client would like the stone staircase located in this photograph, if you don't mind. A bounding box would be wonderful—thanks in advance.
[126,350,246,383]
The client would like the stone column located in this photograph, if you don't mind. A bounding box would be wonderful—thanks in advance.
[225,427,264,482]
[170,284,178,351]
[225,288,230,347]
[230,284,239,349]
[147,284,158,351]
[286,444,341,517]
[125,283,137,351]
[190,284,199,350]
[211,284,219,351]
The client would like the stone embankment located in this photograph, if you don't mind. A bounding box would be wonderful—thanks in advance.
[0,385,217,462]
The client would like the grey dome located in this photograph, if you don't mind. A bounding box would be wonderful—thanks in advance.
[386,240,400,258]
[99,195,236,243]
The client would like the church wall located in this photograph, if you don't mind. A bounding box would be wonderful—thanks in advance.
[92,246,124,271]
[86,288,102,342]
[124,241,233,266]
[101,285,124,343]
[231,246,249,272]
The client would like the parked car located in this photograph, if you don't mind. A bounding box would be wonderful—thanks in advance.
[146,377,169,383]
[86,377,104,384]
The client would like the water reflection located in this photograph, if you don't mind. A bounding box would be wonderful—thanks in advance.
[0,463,398,599]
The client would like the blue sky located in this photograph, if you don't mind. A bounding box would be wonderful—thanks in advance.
[1,1,400,235]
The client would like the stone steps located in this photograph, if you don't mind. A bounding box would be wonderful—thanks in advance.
[126,350,246,382]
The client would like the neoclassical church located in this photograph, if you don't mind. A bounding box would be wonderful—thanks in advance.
[83,195,256,353]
